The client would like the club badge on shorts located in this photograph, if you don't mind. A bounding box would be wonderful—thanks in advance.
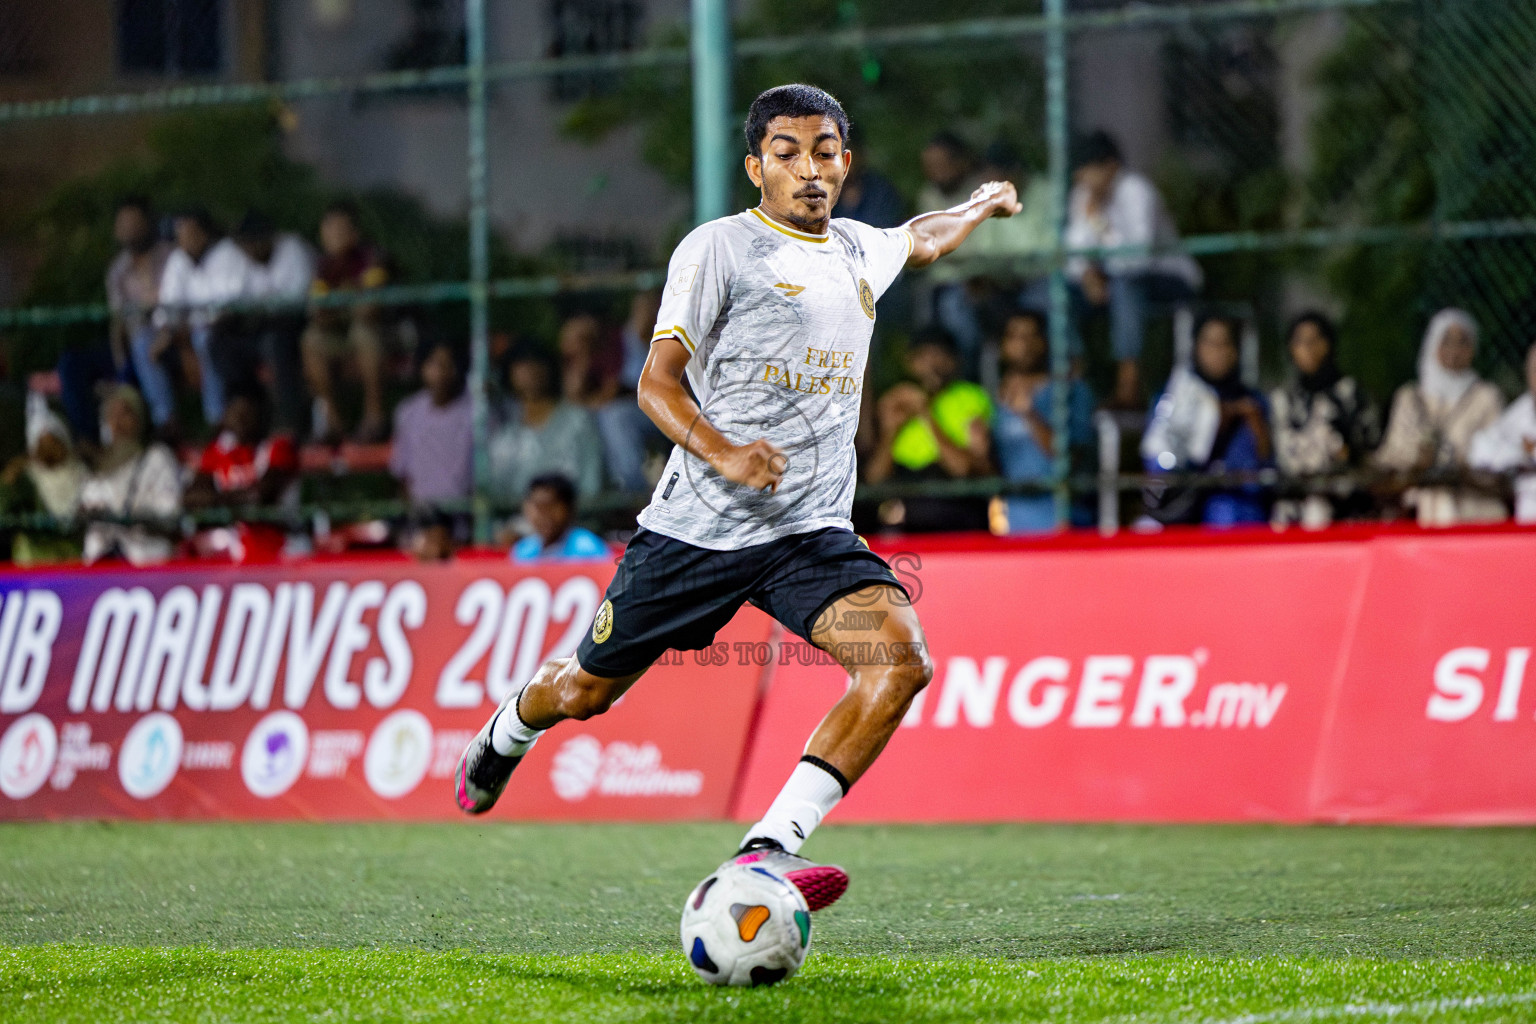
[858,278,875,319]
[592,599,614,644]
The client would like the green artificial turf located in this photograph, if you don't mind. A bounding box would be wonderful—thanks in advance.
[1,822,1533,1022]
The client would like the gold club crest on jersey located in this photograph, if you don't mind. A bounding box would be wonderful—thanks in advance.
[592,599,614,643]
[858,278,875,319]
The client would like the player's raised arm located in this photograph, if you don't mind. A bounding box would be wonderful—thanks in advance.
[638,338,786,492]
[903,180,1023,269]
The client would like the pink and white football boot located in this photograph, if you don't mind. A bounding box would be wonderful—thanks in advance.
[722,838,849,912]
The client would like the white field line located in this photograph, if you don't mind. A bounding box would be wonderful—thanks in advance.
[1198,990,1536,1024]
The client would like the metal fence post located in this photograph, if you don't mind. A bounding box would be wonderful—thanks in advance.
[467,0,492,543]
[1044,0,1072,528]
[691,0,733,225]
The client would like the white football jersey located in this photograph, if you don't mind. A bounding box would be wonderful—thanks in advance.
[638,207,913,550]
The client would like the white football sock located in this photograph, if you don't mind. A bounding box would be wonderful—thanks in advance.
[489,684,543,756]
[741,757,849,855]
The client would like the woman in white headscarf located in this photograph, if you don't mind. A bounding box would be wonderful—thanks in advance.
[1374,308,1505,525]
[1,395,89,565]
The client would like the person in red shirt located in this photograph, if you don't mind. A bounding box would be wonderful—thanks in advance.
[186,382,299,510]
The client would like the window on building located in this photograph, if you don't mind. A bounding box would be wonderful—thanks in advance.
[547,0,645,102]
[117,0,224,78]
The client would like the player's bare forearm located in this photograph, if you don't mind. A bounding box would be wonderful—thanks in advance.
[904,181,1023,269]
[639,337,786,490]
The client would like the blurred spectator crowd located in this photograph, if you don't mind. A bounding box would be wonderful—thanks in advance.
[3,128,1536,568]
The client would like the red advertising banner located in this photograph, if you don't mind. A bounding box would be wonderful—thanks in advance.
[4,526,1535,824]
[731,528,1536,825]
[0,556,769,821]
[1311,532,1536,823]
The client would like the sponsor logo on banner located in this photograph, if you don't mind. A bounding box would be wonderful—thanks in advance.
[242,711,311,798]
[0,713,58,799]
[1425,646,1533,723]
[52,723,112,790]
[118,712,183,799]
[364,710,433,798]
[549,735,704,802]
[902,653,1287,730]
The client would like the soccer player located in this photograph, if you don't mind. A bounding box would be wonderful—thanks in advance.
[456,84,1021,910]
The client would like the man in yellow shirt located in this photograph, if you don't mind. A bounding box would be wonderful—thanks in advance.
[865,328,993,531]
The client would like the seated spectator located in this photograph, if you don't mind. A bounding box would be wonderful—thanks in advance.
[511,473,608,561]
[389,340,474,507]
[865,328,993,532]
[1470,341,1536,523]
[62,197,167,444]
[79,386,183,566]
[1064,131,1202,408]
[148,209,249,433]
[183,382,298,563]
[967,141,1052,264]
[837,159,906,229]
[1142,314,1271,527]
[1,396,88,565]
[1269,312,1381,528]
[213,212,315,437]
[185,382,298,510]
[917,133,988,376]
[304,201,393,443]
[991,313,1094,534]
[619,289,661,393]
[407,506,460,563]
[558,311,651,492]
[1374,308,1505,526]
[489,343,604,505]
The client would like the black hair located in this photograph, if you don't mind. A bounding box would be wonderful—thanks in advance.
[1286,310,1338,350]
[1073,130,1122,168]
[926,131,972,159]
[419,337,469,395]
[527,472,577,508]
[234,210,277,242]
[116,195,154,218]
[505,340,558,398]
[322,198,363,225]
[224,378,270,407]
[1005,308,1047,335]
[744,84,850,158]
[175,206,220,238]
[1193,312,1241,346]
[981,139,1021,171]
[909,325,959,356]
[220,380,273,439]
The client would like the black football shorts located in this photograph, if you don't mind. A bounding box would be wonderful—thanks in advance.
[575,526,907,678]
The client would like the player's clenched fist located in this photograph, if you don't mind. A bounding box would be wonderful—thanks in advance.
[971,180,1023,218]
[716,439,788,491]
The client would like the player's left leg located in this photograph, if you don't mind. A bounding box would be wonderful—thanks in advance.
[740,583,932,854]
[454,657,644,814]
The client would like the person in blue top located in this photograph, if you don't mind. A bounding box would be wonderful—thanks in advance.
[510,473,610,562]
[990,311,1095,533]
[1141,314,1273,526]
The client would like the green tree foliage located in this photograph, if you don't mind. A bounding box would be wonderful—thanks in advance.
[1304,2,1536,399]
[564,0,1046,222]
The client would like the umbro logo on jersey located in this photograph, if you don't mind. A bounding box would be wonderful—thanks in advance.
[773,282,806,297]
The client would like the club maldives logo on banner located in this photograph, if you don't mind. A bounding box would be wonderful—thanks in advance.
[0,559,770,821]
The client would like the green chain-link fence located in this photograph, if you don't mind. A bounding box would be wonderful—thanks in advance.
[0,0,1532,538]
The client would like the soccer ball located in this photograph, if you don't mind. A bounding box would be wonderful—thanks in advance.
[680,861,812,987]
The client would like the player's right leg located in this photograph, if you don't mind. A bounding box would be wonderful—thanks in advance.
[455,657,643,814]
